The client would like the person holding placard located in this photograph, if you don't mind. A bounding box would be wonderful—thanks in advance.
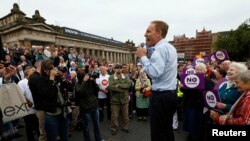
[210,70,250,125]
[216,62,247,113]
[180,63,214,141]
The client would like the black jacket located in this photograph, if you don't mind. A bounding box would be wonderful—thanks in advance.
[38,76,73,113]
[28,72,43,110]
[75,80,99,114]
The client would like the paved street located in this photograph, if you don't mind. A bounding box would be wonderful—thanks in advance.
[17,113,188,141]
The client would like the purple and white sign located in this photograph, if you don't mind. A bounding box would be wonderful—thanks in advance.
[192,58,205,67]
[214,50,229,62]
[180,74,205,89]
[203,90,220,108]
[183,68,196,74]
[209,52,216,62]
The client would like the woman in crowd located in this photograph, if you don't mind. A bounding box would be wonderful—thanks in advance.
[216,62,247,113]
[135,70,151,121]
[38,59,71,141]
[211,70,250,125]
[58,56,67,68]
[213,68,227,91]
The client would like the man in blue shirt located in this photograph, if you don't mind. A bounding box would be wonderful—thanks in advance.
[136,20,178,141]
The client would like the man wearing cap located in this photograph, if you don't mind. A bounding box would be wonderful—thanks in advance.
[107,64,115,75]
[136,20,178,141]
[108,64,131,135]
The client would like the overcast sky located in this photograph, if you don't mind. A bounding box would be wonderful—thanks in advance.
[1,0,250,46]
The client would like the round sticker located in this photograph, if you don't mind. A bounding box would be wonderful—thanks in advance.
[215,51,225,60]
[184,74,200,88]
[195,58,205,64]
[205,91,217,108]
[185,68,196,74]
[101,79,108,86]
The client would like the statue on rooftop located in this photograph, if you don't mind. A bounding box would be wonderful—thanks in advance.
[32,10,46,23]
[11,3,25,15]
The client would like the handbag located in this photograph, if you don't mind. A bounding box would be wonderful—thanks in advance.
[0,83,30,123]
[143,90,152,97]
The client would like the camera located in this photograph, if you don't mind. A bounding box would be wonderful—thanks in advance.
[57,66,68,73]
[89,73,99,79]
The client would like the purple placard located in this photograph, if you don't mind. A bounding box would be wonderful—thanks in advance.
[214,50,230,62]
[183,67,196,75]
[203,90,221,109]
[192,58,205,67]
[180,74,205,89]
[203,56,209,64]
[213,78,227,91]
[208,52,216,63]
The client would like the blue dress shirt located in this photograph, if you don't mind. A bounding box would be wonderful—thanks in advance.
[140,39,177,91]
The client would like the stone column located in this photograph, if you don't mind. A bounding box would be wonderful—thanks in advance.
[86,48,90,56]
[98,50,102,59]
[116,53,119,64]
[102,50,105,60]
[105,51,109,62]
[118,53,121,64]
[110,52,113,63]
[123,53,126,64]
[91,49,95,58]
[114,52,117,64]
[121,53,126,64]
[95,50,98,60]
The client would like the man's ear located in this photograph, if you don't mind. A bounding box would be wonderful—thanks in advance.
[156,29,162,38]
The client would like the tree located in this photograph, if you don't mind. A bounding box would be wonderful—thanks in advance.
[215,19,250,61]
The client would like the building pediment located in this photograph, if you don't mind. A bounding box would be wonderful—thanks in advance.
[27,23,55,32]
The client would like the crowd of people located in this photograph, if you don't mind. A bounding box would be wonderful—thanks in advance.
[0,41,153,141]
[0,20,250,141]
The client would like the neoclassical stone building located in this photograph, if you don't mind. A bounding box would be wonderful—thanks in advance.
[0,3,137,64]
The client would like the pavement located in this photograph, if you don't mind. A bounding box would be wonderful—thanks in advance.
[17,113,188,141]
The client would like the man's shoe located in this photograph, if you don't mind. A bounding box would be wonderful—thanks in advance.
[121,128,129,133]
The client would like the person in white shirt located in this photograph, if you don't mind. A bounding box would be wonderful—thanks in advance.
[18,66,39,141]
[96,66,110,121]
[16,65,24,81]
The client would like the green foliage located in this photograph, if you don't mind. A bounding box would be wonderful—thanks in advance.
[215,19,250,61]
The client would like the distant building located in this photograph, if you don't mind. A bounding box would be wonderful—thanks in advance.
[172,28,212,61]
[0,3,137,64]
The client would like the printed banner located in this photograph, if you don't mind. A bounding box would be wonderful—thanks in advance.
[180,74,205,89]
[203,90,221,109]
